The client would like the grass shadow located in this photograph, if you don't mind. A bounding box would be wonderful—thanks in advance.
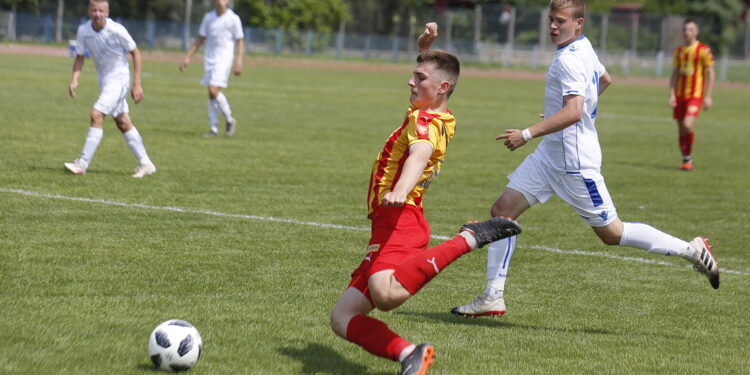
[277,342,391,375]
[396,310,613,335]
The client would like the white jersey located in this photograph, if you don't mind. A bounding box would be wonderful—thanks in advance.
[199,9,244,69]
[536,35,606,174]
[75,19,136,87]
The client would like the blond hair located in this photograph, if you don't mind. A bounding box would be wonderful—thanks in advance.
[549,0,586,19]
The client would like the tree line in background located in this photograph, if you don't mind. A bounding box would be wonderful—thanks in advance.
[2,0,748,54]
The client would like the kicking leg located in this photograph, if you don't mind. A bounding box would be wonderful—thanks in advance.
[593,218,720,289]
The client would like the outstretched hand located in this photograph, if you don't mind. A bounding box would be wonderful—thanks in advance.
[418,22,438,52]
[496,129,526,151]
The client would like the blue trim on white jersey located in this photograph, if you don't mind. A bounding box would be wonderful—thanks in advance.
[583,178,604,207]
[557,34,587,50]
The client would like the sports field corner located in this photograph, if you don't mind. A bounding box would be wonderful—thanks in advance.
[1,43,749,374]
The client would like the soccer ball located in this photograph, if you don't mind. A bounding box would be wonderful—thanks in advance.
[148,319,203,372]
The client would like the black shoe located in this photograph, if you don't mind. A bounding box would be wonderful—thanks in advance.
[400,344,434,375]
[226,117,236,136]
[460,217,522,248]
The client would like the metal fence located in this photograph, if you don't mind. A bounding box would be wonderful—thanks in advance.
[2,4,749,82]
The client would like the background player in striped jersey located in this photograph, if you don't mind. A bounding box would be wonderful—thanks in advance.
[329,23,520,375]
[451,0,720,319]
[65,0,156,178]
[180,0,244,137]
[668,18,714,171]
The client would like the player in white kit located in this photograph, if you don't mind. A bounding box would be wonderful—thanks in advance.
[65,0,156,178]
[180,0,244,137]
[451,0,721,318]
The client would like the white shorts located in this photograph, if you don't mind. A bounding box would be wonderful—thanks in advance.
[507,152,618,227]
[201,63,232,88]
[94,81,129,117]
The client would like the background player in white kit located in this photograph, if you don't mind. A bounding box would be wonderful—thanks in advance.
[65,0,156,178]
[180,0,244,137]
[451,0,721,318]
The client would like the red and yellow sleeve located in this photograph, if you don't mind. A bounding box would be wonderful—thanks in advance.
[406,110,439,149]
[701,45,714,67]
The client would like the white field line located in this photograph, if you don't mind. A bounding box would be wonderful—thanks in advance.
[3,187,748,277]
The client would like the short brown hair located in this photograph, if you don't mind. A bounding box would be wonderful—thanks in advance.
[549,0,586,19]
[417,49,460,97]
[684,17,699,27]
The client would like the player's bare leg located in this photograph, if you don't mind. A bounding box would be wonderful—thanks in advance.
[64,109,106,175]
[677,116,696,170]
[452,188,529,318]
[115,113,155,178]
[208,85,235,136]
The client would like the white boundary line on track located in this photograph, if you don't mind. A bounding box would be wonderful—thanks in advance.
[3,187,748,276]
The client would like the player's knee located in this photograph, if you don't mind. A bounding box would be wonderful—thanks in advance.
[369,288,399,312]
[329,309,348,338]
[598,232,621,246]
[208,87,220,99]
[89,110,104,124]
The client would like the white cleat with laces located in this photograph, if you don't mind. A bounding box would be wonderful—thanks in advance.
[451,294,507,318]
[688,236,720,289]
[132,163,156,178]
[64,159,87,175]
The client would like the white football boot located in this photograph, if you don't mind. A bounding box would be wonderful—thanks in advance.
[451,294,507,318]
[688,236,720,289]
[63,159,87,175]
[132,163,156,178]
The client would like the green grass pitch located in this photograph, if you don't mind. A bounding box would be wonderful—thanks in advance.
[1,52,749,374]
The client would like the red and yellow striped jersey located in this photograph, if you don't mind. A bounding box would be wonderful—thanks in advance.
[367,107,456,218]
[673,41,714,100]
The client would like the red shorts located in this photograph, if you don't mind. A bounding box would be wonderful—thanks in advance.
[673,97,703,120]
[348,204,430,301]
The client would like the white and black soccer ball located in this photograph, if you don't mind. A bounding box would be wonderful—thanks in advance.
[148,319,203,372]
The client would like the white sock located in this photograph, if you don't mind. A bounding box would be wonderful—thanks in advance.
[459,231,478,250]
[79,127,103,168]
[398,344,416,362]
[619,222,692,259]
[215,92,233,120]
[484,236,516,298]
[208,99,219,132]
[122,127,152,165]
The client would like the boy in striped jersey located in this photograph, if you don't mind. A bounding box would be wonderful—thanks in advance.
[668,18,715,171]
[330,23,521,375]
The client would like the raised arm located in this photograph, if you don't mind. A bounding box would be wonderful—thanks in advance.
[417,22,438,53]
[180,36,206,71]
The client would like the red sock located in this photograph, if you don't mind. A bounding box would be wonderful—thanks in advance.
[346,314,410,361]
[679,132,695,158]
[685,131,695,157]
[392,236,471,295]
